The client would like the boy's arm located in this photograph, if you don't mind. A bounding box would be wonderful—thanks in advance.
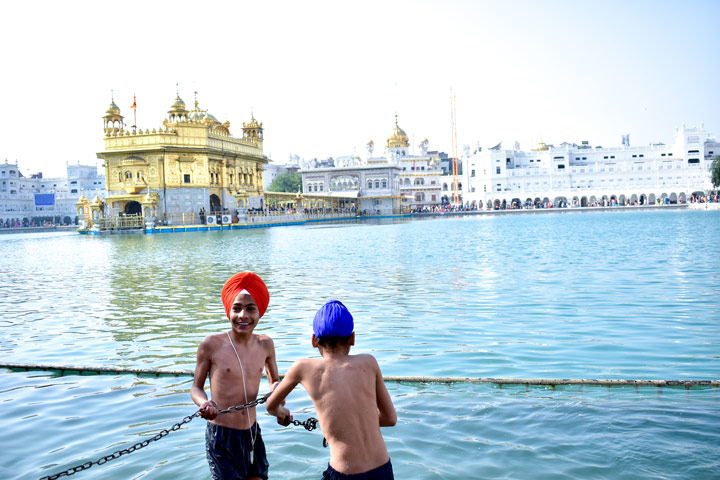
[263,336,281,387]
[373,357,397,427]
[266,360,303,425]
[190,337,219,420]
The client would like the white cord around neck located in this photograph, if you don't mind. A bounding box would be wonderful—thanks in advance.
[226,331,256,458]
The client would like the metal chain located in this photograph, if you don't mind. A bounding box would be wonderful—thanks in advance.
[38,411,199,480]
[291,416,319,431]
[38,394,272,480]
[215,391,270,416]
[290,417,328,448]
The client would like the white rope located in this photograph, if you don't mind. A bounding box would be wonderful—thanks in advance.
[226,332,257,463]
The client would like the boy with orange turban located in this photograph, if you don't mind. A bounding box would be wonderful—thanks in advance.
[191,272,281,480]
[266,300,397,479]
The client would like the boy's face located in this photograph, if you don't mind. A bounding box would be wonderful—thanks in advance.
[229,292,260,334]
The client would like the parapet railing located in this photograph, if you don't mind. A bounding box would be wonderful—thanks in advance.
[95,215,144,230]
[147,210,361,227]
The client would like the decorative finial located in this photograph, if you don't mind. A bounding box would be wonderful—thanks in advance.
[194,91,198,109]
[176,83,179,96]
[111,89,114,101]
[395,112,398,125]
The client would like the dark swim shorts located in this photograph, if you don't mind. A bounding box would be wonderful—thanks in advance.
[205,422,269,480]
[322,460,394,480]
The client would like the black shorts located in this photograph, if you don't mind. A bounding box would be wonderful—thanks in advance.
[322,460,394,480]
[205,422,269,480]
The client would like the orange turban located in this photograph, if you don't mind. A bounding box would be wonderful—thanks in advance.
[221,272,270,319]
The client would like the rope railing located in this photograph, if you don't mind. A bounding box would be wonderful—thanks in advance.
[3,363,718,388]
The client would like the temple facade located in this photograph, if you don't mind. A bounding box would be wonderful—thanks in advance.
[299,116,443,213]
[96,92,267,220]
[369,117,443,210]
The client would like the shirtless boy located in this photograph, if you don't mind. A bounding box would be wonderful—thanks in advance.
[266,300,397,479]
[191,272,281,480]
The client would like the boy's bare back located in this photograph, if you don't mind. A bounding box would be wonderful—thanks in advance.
[286,351,395,474]
[267,300,396,477]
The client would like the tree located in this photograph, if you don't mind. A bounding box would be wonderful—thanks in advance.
[711,155,720,189]
[269,171,302,193]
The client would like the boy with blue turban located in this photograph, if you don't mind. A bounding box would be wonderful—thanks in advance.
[266,300,397,479]
[191,272,282,480]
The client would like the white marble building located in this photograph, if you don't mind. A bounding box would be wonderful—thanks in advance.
[301,155,403,215]
[0,160,105,225]
[461,124,718,209]
[300,117,444,213]
[368,119,444,210]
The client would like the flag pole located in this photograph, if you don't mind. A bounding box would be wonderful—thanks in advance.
[131,94,137,130]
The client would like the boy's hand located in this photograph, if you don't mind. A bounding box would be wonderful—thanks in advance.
[276,406,292,426]
[199,400,219,420]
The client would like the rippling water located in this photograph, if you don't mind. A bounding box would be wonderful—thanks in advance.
[1,210,719,479]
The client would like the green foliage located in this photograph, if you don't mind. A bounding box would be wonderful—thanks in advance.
[269,171,302,193]
[711,155,720,189]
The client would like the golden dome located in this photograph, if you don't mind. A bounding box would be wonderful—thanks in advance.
[190,109,220,125]
[168,95,187,114]
[244,113,260,129]
[188,93,220,125]
[105,100,121,116]
[91,193,103,205]
[386,117,409,148]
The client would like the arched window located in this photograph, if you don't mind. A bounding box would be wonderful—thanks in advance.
[382,180,387,189]
[367,181,372,189]
[375,181,380,188]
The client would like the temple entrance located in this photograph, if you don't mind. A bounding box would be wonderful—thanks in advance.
[209,194,221,212]
[124,201,141,215]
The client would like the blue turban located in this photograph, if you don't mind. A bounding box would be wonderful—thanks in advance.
[313,300,354,337]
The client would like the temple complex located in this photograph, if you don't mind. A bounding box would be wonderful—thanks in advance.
[96,91,267,220]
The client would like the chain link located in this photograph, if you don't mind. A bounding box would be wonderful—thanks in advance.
[215,391,270,416]
[291,417,319,431]
[38,393,272,480]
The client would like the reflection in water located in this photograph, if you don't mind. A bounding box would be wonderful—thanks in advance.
[2,212,719,377]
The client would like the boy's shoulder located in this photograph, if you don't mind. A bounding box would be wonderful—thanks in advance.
[200,332,227,346]
[351,353,380,369]
[253,332,275,347]
[348,352,377,362]
[296,353,378,369]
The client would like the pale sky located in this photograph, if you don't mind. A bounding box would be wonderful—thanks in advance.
[1,0,718,178]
